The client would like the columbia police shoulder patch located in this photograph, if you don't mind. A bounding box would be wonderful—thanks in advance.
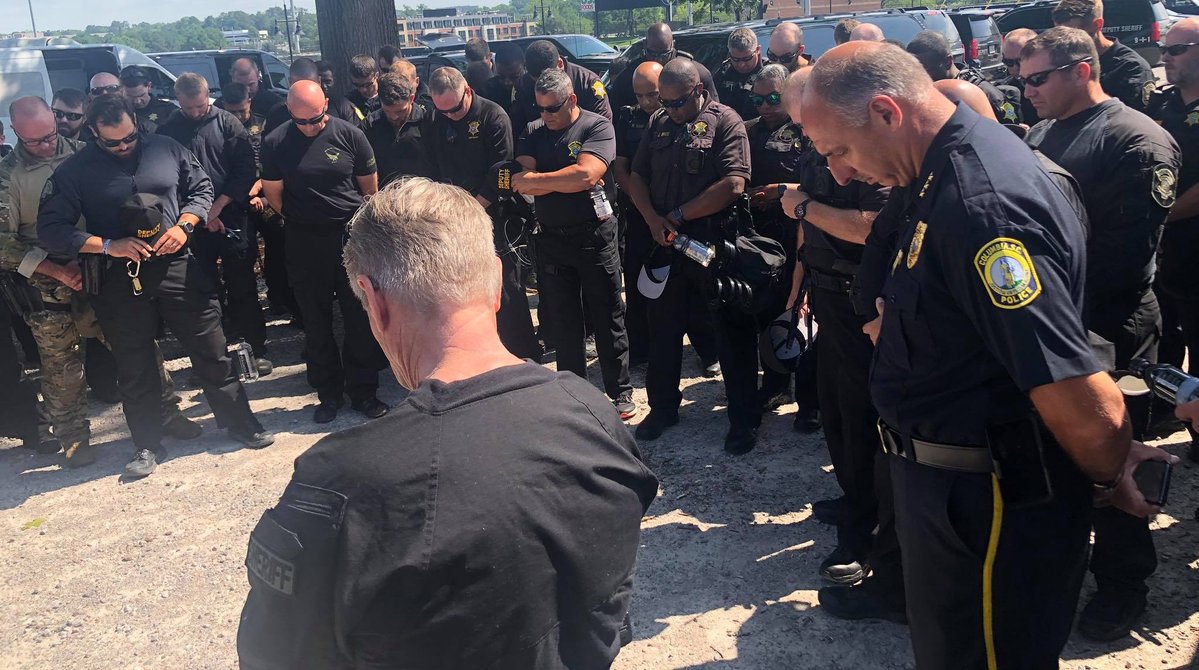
[975,238,1041,309]
[1152,165,1177,208]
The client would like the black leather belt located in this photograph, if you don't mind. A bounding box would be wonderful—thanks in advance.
[878,421,995,474]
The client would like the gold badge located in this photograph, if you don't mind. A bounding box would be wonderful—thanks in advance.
[1000,102,1017,123]
[1153,165,1178,208]
[249,124,261,135]
[567,140,583,160]
[148,112,158,122]
[591,80,606,99]
[468,121,480,137]
[324,148,341,163]
[974,237,1042,309]
[1186,111,1199,127]
[1143,81,1156,108]
[906,221,927,269]
[691,121,709,137]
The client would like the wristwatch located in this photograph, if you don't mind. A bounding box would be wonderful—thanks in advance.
[793,197,813,221]
[777,184,787,198]
[178,221,195,235]
[669,207,686,224]
[1092,468,1125,494]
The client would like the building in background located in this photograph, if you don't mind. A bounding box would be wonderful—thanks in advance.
[396,8,535,47]
[761,0,883,20]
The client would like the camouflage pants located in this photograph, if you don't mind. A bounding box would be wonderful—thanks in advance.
[25,278,179,449]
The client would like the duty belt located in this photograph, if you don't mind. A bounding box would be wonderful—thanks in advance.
[807,268,856,295]
[878,421,995,474]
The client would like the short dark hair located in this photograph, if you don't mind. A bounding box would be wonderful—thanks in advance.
[465,37,490,62]
[52,87,86,109]
[906,30,952,78]
[378,45,401,65]
[87,93,133,129]
[222,82,250,106]
[290,57,320,82]
[377,72,415,105]
[525,40,560,77]
[835,18,861,45]
[350,55,377,80]
[465,61,492,90]
[1022,26,1100,80]
[495,44,524,67]
[315,60,333,74]
[1053,0,1101,26]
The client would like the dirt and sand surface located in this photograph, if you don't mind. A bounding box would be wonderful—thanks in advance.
[0,311,1195,669]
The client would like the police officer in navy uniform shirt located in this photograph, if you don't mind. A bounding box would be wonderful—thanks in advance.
[624,58,758,453]
[713,27,765,123]
[1023,27,1181,642]
[801,42,1177,669]
[361,72,432,186]
[259,81,389,425]
[510,41,612,133]
[1152,18,1199,464]
[38,95,273,478]
[1053,0,1156,112]
[509,69,636,420]
[424,67,542,362]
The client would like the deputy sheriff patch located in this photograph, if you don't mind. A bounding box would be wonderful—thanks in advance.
[468,120,480,137]
[1000,102,1017,123]
[906,221,927,269]
[148,112,159,122]
[1152,165,1178,208]
[691,121,709,137]
[1187,112,1199,127]
[249,124,261,135]
[1143,81,1156,109]
[974,237,1042,309]
[592,80,606,99]
[567,140,583,160]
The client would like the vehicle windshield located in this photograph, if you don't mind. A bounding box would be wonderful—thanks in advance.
[560,35,617,57]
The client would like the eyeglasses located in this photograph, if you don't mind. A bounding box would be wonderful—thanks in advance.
[659,86,698,109]
[89,85,121,96]
[1002,57,1020,67]
[97,131,139,148]
[53,108,84,122]
[729,51,757,64]
[1018,56,1092,87]
[17,130,57,147]
[767,50,799,64]
[435,89,469,115]
[645,46,676,60]
[534,98,569,114]
[291,111,328,126]
[1161,42,1199,57]
[750,91,783,107]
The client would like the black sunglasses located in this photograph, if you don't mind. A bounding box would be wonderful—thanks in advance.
[729,51,758,64]
[750,91,783,107]
[767,50,799,64]
[645,46,676,60]
[17,130,57,147]
[89,85,121,96]
[1002,57,1020,67]
[1018,56,1092,88]
[53,108,84,122]
[534,98,570,114]
[659,86,698,109]
[97,130,139,148]
[436,89,469,116]
[1161,42,1199,57]
[291,111,328,126]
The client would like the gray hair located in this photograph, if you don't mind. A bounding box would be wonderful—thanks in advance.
[428,66,466,96]
[345,178,501,313]
[728,27,758,53]
[807,43,931,126]
[174,72,209,100]
[535,68,573,99]
[752,63,789,87]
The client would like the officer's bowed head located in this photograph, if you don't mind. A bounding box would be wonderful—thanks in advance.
[800,41,953,188]
[658,58,704,125]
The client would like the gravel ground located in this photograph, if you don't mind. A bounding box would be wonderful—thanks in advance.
[0,310,1195,669]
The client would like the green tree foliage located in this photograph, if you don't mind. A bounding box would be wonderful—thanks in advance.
[67,8,319,54]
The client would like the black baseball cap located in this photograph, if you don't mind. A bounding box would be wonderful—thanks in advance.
[119,193,167,246]
[119,66,152,85]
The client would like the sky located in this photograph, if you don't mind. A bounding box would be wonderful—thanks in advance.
[3,0,468,33]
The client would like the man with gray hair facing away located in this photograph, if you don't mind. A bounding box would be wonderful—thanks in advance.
[237,177,658,669]
[714,27,765,122]
[509,68,636,420]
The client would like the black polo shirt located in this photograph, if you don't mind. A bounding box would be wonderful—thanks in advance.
[713,57,764,123]
[362,103,433,186]
[259,117,376,229]
[1026,98,1180,306]
[478,76,517,116]
[630,94,750,237]
[1149,85,1199,294]
[346,90,381,119]
[135,98,178,134]
[516,110,615,229]
[510,62,613,133]
[251,88,284,118]
[425,93,513,193]
[872,105,1099,445]
[37,134,214,256]
[1100,39,1155,112]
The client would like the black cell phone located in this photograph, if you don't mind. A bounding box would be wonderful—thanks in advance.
[1133,460,1172,507]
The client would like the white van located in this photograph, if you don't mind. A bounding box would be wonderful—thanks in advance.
[0,42,177,134]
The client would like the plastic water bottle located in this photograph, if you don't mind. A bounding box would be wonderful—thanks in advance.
[589,184,613,220]
[671,232,716,267]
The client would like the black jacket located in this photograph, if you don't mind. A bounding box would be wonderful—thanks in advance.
[157,106,257,216]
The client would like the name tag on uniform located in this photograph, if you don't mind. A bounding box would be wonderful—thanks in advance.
[247,534,296,595]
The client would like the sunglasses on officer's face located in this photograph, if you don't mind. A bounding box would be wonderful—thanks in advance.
[97,130,139,148]
[534,97,570,114]
[767,50,799,64]
[291,111,328,126]
[435,89,468,116]
[89,85,121,96]
[1017,56,1092,88]
[659,86,699,109]
[729,51,757,64]
[645,46,676,61]
[1161,42,1199,57]
[750,91,783,107]
[53,108,84,122]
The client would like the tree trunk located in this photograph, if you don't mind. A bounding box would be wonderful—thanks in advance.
[314,0,398,97]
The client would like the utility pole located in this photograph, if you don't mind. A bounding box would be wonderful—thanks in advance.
[26,0,37,35]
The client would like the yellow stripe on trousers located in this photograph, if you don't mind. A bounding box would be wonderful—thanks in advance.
[983,473,1004,670]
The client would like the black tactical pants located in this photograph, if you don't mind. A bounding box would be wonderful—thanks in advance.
[1089,290,1161,598]
[258,212,296,315]
[91,254,262,451]
[286,226,386,406]
[192,214,267,354]
[1158,277,1199,442]
[757,225,817,411]
[0,300,39,442]
[535,222,631,399]
[891,443,1091,670]
[646,258,759,430]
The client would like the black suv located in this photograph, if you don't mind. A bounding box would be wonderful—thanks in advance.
[491,34,620,76]
[950,9,1006,79]
[985,0,1170,65]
